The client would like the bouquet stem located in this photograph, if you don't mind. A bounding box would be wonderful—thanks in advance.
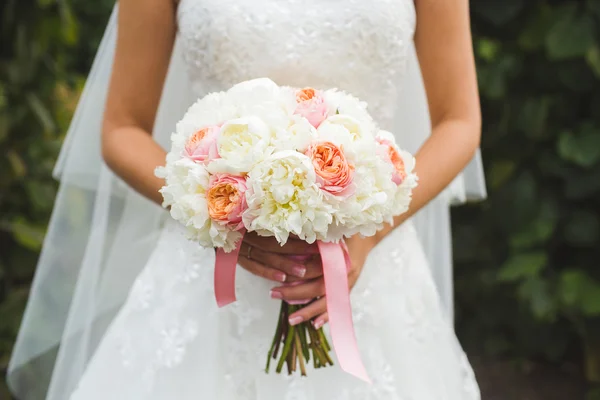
[265,301,334,377]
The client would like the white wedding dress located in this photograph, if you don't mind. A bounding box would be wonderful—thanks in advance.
[9,0,483,399]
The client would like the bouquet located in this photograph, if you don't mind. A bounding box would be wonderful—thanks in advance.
[157,78,417,382]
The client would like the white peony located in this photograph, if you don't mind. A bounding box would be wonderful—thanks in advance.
[323,90,376,132]
[243,150,333,244]
[318,114,374,143]
[207,116,272,174]
[272,114,318,152]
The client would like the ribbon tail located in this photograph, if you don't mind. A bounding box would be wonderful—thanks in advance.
[214,232,245,308]
[318,241,371,383]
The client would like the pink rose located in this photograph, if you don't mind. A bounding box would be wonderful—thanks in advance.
[306,141,355,198]
[185,125,220,163]
[377,137,407,185]
[206,174,247,230]
[293,88,328,128]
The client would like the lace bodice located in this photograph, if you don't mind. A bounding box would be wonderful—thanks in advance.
[177,0,416,129]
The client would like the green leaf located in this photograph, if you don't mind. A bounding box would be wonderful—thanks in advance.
[587,0,600,19]
[518,277,556,321]
[3,218,46,251]
[558,126,600,168]
[559,269,600,316]
[488,160,517,189]
[517,97,551,139]
[476,38,500,62]
[586,45,600,79]
[559,269,586,308]
[60,5,79,45]
[510,199,558,249]
[565,167,600,199]
[518,5,554,51]
[27,93,56,133]
[546,8,596,60]
[6,150,27,178]
[498,252,547,282]
[473,0,525,26]
[477,55,520,100]
[564,210,600,247]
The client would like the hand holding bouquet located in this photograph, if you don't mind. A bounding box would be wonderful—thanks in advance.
[157,78,417,382]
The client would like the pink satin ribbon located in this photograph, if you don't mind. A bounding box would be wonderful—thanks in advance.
[214,237,371,383]
[214,230,245,307]
[317,241,371,383]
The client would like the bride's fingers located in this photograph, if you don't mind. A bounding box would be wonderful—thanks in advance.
[240,243,322,279]
[243,233,319,255]
[238,256,287,282]
[313,312,329,329]
[271,278,325,301]
[287,298,327,326]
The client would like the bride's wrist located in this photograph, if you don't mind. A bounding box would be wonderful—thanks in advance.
[372,214,409,246]
[346,234,378,264]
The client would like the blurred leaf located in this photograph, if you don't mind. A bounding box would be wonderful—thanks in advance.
[488,160,516,189]
[518,5,554,51]
[473,0,525,26]
[510,199,558,249]
[477,55,520,99]
[559,269,600,316]
[518,277,556,321]
[476,38,500,62]
[546,7,595,60]
[559,269,586,308]
[558,127,600,168]
[565,167,600,199]
[26,93,56,133]
[2,218,46,251]
[587,0,600,19]
[6,150,27,178]
[37,0,55,8]
[564,210,600,247]
[498,252,547,282]
[517,97,551,139]
[586,45,600,79]
[24,181,56,213]
[558,61,596,92]
[60,5,79,45]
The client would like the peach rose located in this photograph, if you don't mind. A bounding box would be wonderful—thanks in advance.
[294,87,328,128]
[306,141,355,198]
[206,174,247,230]
[185,125,220,163]
[377,137,407,185]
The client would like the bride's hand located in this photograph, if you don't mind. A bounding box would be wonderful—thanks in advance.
[238,232,324,282]
[270,235,377,329]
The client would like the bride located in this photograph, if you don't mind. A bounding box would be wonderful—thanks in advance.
[8,0,487,399]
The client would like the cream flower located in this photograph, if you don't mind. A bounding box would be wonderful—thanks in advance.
[318,114,374,143]
[243,151,333,244]
[272,114,318,152]
[207,116,272,174]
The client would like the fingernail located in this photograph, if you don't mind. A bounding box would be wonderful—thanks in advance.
[274,272,287,282]
[292,265,306,278]
[313,319,325,330]
[270,290,283,300]
[289,316,304,326]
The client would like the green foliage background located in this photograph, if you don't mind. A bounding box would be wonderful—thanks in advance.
[1,0,600,398]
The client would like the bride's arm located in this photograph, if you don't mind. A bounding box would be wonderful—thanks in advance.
[371,0,481,243]
[101,0,178,205]
[280,0,481,326]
